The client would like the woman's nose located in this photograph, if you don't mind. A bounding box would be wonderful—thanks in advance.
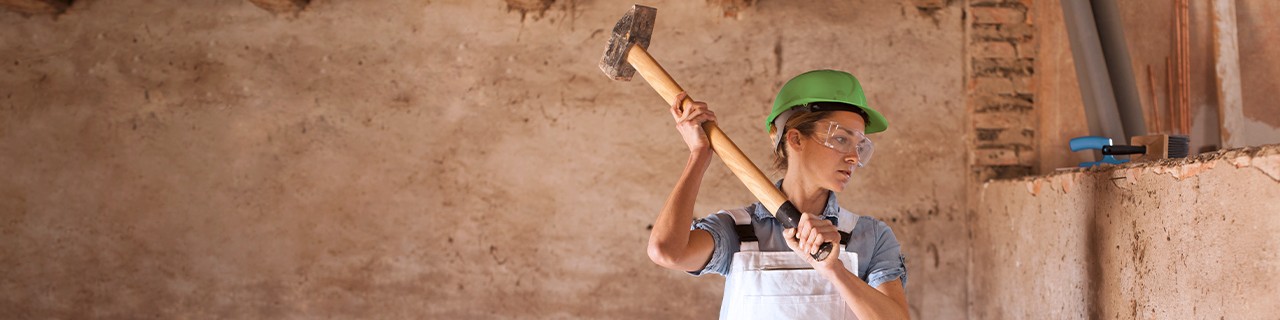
[844,152,859,164]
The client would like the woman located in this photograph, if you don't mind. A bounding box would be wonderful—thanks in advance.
[646,70,910,319]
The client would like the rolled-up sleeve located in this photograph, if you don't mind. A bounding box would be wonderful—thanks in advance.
[865,220,907,288]
[687,211,740,276]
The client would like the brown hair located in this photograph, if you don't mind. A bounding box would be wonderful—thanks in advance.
[771,109,832,171]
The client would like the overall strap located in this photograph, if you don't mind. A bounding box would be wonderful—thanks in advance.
[724,208,761,243]
[729,207,854,245]
[725,207,753,225]
[836,208,859,234]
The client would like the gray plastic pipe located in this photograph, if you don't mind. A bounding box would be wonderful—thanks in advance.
[1092,0,1147,137]
[1061,0,1128,143]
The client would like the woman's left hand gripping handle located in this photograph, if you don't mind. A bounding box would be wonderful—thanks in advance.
[783,213,842,269]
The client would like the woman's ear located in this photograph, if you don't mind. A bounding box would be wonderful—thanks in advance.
[786,129,803,151]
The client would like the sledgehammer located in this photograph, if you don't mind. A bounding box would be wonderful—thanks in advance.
[599,5,833,262]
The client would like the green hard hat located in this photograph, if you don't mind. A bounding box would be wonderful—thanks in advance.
[766,69,888,134]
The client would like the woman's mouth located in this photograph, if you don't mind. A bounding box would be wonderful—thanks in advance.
[837,169,852,180]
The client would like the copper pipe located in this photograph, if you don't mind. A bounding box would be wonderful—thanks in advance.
[1148,64,1161,134]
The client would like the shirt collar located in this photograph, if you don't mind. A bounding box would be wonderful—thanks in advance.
[751,179,842,221]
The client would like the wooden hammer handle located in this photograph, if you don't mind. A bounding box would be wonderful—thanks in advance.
[625,44,833,261]
[626,44,785,215]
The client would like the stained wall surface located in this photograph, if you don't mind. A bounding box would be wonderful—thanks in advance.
[970,145,1280,319]
[1035,0,1280,172]
[0,0,969,318]
[1114,0,1272,150]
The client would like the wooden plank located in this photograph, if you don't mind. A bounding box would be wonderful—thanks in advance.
[247,0,308,14]
[1211,0,1245,148]
[1171,0,1182,134]
[1182,0,1192,134]
[0,0,68,14]
[1147,64,1161,134]
[1167,57,1175,134]
[1176,0,1191,135]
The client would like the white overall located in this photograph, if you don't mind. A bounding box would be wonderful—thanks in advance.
[719,208,860,320]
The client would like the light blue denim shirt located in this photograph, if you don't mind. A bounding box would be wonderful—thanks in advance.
[689,181,908,289]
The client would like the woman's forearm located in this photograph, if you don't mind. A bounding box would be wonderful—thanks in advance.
[647,150,714,270]
[822,265,911,320]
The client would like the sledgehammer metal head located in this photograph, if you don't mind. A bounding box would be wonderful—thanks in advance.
[599,4,656,81]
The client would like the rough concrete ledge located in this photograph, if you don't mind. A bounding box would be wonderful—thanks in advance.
[971,144,1280,319]
[990,144,1280,196]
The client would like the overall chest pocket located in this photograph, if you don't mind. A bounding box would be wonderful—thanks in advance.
[724,251,859,320]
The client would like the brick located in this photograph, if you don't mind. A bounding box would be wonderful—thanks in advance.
[970,0,1008,6]
[1016,146,1037,164]
[971,7,1026,24]
[248,0,308,14]
[911,0,947,10]
[971,0,1028,9]
[975,147,1019,166]
[996,133,1035,148]
[972,110,1024,127]
[972,77,1014,94]
[972,94,1036,147]
[1012,76,1035,94]
[975,145,1036,166]
[972,24,1034,42]
[975,128,1004,141]
[972,41,1016,58]
[972,57,1034,77]
[1015,42,1038,58]
[1017,0,1035,10]
[978,165,1035,180]
[972,93,1033,113]
[975,126,1035,147]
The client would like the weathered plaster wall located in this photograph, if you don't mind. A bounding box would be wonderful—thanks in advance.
[0,0,968,318]
[1117,0,1280,149]
[1235,1,1280,132]
[970,145,1280,319]
[1034,0,1280,171]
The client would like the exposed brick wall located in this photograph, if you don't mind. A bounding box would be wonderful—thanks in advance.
[967,0,1037,180]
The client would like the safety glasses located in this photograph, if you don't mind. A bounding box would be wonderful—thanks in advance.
[813,120,874,168]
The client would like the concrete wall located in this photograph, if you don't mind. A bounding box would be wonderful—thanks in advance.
[0,0,969,318]
[970,145,1280,319]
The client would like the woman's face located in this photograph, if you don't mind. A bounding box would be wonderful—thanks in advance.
[789,111,868,193]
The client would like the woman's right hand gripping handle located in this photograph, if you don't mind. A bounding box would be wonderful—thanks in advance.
[647,92,718,272]
[669,92,717,154]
